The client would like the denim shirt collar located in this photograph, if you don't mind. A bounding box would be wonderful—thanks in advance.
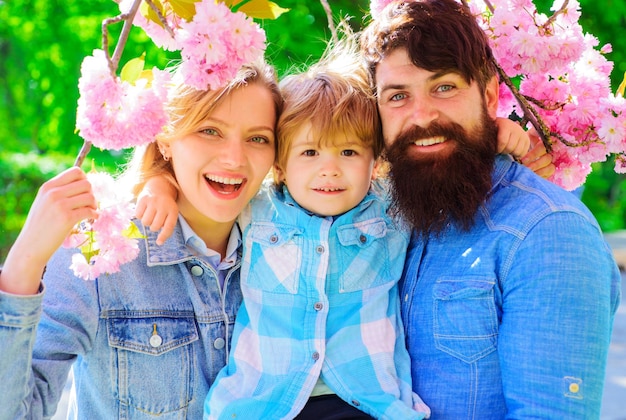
[491,154,515,193]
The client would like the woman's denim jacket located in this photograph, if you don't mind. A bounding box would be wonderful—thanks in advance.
[401,155,622,418]
[0,220,243,419]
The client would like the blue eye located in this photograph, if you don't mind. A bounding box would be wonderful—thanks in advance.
[390,92,406,101]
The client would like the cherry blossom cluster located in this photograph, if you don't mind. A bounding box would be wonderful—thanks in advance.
[75,0,267,151]
[63,172,142,280]
[76,50,171,151]
[370,0,626,190]
[120,0,267,92]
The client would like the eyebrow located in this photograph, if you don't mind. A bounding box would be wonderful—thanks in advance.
[204,116,274,134]
[378,70,463,95]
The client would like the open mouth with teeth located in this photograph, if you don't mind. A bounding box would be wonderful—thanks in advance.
[205,174,245,194]
[313,187,345,193]
[414,136,446,146]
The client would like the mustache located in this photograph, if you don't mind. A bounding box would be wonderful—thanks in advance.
[391,121,470,150]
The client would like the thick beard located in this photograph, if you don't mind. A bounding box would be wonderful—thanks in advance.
[385,110,498,238]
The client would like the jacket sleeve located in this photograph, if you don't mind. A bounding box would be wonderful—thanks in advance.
[497,210,621,418]
[0,246,99,419]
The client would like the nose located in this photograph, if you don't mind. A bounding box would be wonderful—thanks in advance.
[319,155,341,177]
[410,96,438,128]
[220,138,245,168]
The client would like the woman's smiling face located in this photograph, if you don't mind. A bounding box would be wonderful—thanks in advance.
[166,82,277,228]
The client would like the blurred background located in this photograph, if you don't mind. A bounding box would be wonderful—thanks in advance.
[1,0,625,262]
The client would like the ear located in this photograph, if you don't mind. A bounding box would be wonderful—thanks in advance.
[157,141,171,159]
[484,76,499,119]
[273,164,286,184]
[371,158,382,180]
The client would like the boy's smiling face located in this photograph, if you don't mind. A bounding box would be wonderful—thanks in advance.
[276,123,377,217]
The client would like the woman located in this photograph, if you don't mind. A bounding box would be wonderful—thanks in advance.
[0,60,283,419]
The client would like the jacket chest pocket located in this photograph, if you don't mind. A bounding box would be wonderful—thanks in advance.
[336,219,396,292]
[107,315,198,416]
[242,223,303,294]
[432,279,498,363]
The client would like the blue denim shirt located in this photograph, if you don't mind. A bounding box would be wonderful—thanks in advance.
[0,219,243,419]
[401,155,622,418]
[205,182,429,419]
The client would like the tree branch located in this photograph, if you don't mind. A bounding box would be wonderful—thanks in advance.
[74,0,143,168]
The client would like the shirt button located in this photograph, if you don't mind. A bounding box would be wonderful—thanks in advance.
[569,383,580,393]
[359,234,367,244]
[191,265,204,276]
[149,334,163,348]
[312,351,320,361]
[269,234,278,243]
[314,302,323,311]
[213,337,226,350]
[316,245,324,254]
[352,400,360,407]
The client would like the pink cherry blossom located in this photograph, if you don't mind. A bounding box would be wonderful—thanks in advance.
[76,50,169,150]
[64,172,141,281]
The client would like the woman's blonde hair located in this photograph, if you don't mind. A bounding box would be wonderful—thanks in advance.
[120,60,282,197]
[274,31,382,184]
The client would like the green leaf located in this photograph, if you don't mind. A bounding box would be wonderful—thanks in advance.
[123,222,146,240]
[120,53,146,84]
[617,71,626,97]
[141,0,166,28]
[169,0,200,21]
[226,0,289,19]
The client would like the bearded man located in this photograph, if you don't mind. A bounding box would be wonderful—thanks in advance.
[361,0,621,418]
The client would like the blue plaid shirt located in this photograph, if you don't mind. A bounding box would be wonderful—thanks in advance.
[204,180,429,419]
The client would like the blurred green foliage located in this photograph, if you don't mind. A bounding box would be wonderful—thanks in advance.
[1,0,625,262]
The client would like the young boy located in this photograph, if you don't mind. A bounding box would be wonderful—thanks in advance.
[138,49,537,420]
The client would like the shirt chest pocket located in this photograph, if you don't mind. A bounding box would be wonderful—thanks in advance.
[242,223,303,294]
[336,219,395,292]
[433,279,498,363]
[107,315,199,416]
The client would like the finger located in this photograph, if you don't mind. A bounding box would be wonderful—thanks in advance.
[150,209,169,233]
[527,155,556,178]
[135,198,147,219]
[140,206,157,229]
[521,143,547,164]
[156,213,178,245]
[534,164,556,179]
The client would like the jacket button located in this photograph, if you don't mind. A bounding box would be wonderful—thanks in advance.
[149,334,163,348]
[359,234,367,244]
[316,245,324,254]
[312,351,320,361]
[191,265,204,276]
[314,302,323,311]
[213,337,225,350]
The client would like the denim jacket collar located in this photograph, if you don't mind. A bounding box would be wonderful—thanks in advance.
[139,220,197,267]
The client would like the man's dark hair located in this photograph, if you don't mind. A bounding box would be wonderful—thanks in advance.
[360,0,497,92]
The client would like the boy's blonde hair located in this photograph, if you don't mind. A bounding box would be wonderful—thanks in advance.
[275,36,382,184]
[121,60,283,197]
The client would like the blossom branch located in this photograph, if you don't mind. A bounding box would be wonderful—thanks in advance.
[539,0,569,35]
[74,0,143,168]
[143,0,176,38]
[461,0,554,151]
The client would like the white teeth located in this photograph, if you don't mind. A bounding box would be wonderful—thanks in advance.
[414,136,446,146]
[205,175,243,185]
[317,187,343,192]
